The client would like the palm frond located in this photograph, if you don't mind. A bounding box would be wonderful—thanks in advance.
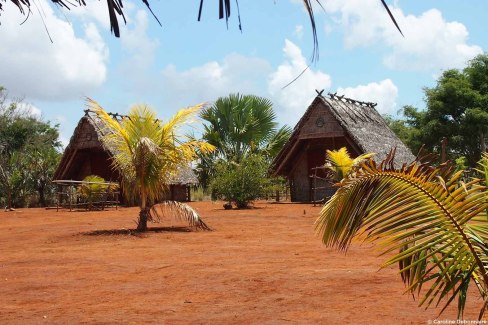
[149,201,211,231]
[316,151,488,317]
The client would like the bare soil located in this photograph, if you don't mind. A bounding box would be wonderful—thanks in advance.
[0,201,484,324]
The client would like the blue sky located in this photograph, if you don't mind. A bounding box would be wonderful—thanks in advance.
[1,0,487,146]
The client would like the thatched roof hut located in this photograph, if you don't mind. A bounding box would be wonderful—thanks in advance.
[271,93,415,202]
[54,110,198,202]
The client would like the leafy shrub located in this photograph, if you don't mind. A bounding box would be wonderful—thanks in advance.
[210,154,272,209]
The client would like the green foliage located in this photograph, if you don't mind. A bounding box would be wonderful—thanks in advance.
[198,93,291,188]
[78,175,106,199]
[383,106,425,155]
[316,151,488,318]
[455,156,468,171]
[210,154,272,209]
[0,87,61,208]
[386,54,488,166]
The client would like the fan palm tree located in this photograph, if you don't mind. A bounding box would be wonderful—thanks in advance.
[198,93,291,188]
[316,150,488,318]
[201,93,291,163]
[87,98,214,231]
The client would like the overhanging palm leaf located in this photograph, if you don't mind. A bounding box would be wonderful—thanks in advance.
[316,150,488,318]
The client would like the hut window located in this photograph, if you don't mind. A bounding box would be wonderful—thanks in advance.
[315,117,325,128]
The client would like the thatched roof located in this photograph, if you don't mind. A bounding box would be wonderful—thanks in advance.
[272,93,415,175]
[54,110,198,185]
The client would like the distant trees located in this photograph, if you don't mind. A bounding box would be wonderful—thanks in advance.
[0,86,61,208]
[386,54,488,167]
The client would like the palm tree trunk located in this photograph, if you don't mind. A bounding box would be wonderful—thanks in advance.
[137,184,148,231]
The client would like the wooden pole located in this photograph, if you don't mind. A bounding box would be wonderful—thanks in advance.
[441,137,448,163]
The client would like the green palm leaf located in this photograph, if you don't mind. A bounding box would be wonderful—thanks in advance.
[316,151,488,318]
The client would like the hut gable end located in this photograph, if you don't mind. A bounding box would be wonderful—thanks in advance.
[298,101,344,139]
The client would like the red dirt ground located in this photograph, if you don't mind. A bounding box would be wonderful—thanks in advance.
[0,201,485,324]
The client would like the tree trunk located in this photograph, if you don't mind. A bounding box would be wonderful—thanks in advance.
[137,185,148,231]
[481,131,487,153]
[7,188,12,210]
[137,207,149,231]
[38,185,46,207]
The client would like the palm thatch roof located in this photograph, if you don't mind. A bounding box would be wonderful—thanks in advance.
[54,110,198,185]
[272,93,415,176]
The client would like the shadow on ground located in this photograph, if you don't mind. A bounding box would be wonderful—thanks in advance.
[80,226,193,237]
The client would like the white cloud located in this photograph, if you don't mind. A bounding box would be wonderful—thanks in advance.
[120,9,159,69]
[294,25,304,39]
[323,0,483,71]
[337,79,398,115]
[69,0,111,30]
[160,53,272,110]
[0,0,109,101]
[268,39,332,126]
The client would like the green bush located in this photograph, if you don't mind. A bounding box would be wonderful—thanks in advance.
[209,154,272,209]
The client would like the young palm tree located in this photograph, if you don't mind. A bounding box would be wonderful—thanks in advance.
[87,98,214,231]
[316,150,488,318]
[324,147,375,182]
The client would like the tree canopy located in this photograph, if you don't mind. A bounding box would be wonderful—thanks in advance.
[0,86,61,208]
[386,54,488,167]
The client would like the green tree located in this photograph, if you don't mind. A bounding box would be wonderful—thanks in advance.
[0,87,61,208]
[384,105,425,156]
[210,154,272,209]
[386,54,488,166]
[198,93,291,188]
[88,98,214,231]
[316,151,488,318]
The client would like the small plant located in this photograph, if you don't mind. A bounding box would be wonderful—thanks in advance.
[78,175,107,202]
[210,154,272,209]
[190,186,208,201]
[324,147,374,182]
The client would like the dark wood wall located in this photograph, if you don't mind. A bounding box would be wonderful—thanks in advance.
[287,101,363,202]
